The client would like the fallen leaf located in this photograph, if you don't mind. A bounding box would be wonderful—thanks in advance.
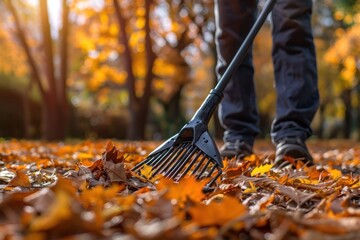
[329,169,342,180]
[251,164,273,177]
[103,160,127,183]
[140,164,153,180]
[0,170,15,183]
[243,154,258,162]
[243,181,257,194]
[157,177,205,203]
[7,171,31,188]
[29,189,73,231]
[189,197,247,226]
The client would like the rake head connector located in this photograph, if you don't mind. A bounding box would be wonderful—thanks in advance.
[132,119,223,192]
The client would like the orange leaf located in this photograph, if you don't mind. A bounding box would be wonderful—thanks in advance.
[283,156,296,165]
[29,190,73,231]
[224,165,244,179]
[89,159,103,172]
[189,197,247,226]
[8,171,31,188]
[157,177,205,203]
[243,154,258,162]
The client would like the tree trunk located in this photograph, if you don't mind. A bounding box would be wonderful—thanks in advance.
[39,0,67,140]
[58,0,70,137]
[40,0,57,96]
[113,0,155,140]
[160,85,186,137]
[342,89,352,139]
[358,87,360,141]
[23,79,33,138]
[7,0,69,140]
[42,94,63,140]
[138,0,155,139]
[357,69,360,141]
[128,102,147,139]
[317,104,325,139]
[6,0,45,96]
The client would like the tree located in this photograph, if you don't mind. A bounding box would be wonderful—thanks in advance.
[113,0,155,140]
[324,2,360,139]
[72,0,215,140]
[4,0,71,140]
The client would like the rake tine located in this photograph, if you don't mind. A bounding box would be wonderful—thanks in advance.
[165,145,196,178]
[177,151,202,181]
[206,164,217,178]
[132,155,156,172]
[152,143,188,176]
[158,144,191,176]
[132,145,176,172]
[151,144,183,169]
[196,158,212,180]
[191,155,207,176]
[167,147,198,179]
[203,165,223,192]
[146,148,172,167]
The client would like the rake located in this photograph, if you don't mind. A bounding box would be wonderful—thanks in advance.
[132,0,277,192]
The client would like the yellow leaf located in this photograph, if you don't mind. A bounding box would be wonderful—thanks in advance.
[100,12,109,24]
[243,181,257,194]
[250,164,273,177]
[288,178,319,185]
[109,23,118,36]
[136,7,145,17]
[334,11,344,21]
[135,18,145,29]
[140,164,154,180]
[329,169,342,180]
[350,181,360,189]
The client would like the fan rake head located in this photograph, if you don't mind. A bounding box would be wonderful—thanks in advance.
[132,121,223,192]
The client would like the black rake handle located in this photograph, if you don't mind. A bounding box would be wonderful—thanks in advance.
[192,0,277,124]
[215,0,277,93]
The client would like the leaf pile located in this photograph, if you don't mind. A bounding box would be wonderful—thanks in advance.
[0,139,360,239]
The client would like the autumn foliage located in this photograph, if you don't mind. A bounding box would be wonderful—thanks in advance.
[0,140,360,239]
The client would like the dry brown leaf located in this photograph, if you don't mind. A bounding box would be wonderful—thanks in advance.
[7,170,31,188]
[102,160,127,183]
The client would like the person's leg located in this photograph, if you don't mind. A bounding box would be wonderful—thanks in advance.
[271,0,319,165]
[215,0,259,156]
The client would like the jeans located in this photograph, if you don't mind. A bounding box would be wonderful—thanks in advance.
[215,0,319,146]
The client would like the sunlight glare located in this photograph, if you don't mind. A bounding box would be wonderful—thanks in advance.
[28,0,61,37]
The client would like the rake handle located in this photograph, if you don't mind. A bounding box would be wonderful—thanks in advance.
[215,0,277,93]
[192,0,277,123]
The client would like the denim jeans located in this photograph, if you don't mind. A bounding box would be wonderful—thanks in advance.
[215,0,319,146]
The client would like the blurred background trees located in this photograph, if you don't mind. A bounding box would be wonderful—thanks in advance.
[0,0,359,141]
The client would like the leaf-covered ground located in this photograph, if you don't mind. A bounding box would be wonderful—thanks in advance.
[0,139,360,239]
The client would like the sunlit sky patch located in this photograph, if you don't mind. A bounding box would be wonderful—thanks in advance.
[28,0,61,37]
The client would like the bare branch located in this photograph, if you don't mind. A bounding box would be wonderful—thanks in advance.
[5,0,45,96]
